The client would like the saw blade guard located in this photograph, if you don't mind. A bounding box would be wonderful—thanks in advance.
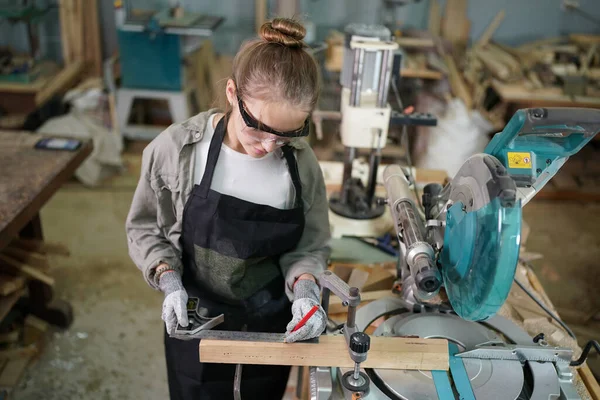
[441,197,521,321]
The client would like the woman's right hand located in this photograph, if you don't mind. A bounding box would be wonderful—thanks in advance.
[158,269,189,334]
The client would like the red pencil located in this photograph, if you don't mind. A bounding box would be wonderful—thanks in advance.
[291,305,320,332]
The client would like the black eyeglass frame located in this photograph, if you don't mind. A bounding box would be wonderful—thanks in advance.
[237,96,310,138]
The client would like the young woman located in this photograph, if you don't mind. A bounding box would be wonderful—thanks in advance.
[126,18,331,399]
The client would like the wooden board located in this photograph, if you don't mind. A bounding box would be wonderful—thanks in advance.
[0,356,30,388]
[2,247,49,270]
[492,81,600,108]
[328,290,392,314]
[0,345,37,361]
[476,10,505,48]
[0,254,54,286]
[0,289,25,324]
[401,68,443,80]
[35,61,84,106]
[0,274,26,296]
[255,0,267,32]
[579,364,600,400]
[83,0,102,78]
[441,0,469,47]
[200,335,449,371]
[428,0,441,36]
[570,34,600,46]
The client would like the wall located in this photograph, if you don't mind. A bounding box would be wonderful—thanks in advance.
[1,0,599,63]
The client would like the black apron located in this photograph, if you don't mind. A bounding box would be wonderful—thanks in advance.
[165,117,305,400]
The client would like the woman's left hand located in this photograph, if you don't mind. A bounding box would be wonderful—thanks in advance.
[285,278,326,343]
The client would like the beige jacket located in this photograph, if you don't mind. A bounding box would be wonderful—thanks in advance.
[125,109,331,300]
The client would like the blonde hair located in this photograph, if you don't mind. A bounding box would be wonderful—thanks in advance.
[231,18,320,112]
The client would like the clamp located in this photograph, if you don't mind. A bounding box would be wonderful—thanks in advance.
[319,271,371,394]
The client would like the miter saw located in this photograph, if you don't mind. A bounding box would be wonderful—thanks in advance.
[312,107,600,399]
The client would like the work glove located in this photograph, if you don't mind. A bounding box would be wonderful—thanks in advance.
[285,279,327,343]
[159,270,189,335]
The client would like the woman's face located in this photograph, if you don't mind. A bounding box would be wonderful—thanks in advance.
[226,80,309,158]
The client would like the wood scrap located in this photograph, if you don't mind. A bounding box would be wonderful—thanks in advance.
[428,0,441,37]
[23,315,48,347]
[199,335,449,371]
[0,330,20,345]
[10,238,70,256]
[2,247,48,270]
[579,364,600,400]
[396,37,435,49]
[82,0,102,78]
[35,60,83,106]
[0,289,26,323]
[347,269,369,291]
[475,10,505,48]
[0,275,26,297]
[441,0,469,49]
[0,345,37,361]
[570,34,600,46]
[0,356,31,388]
[0,254,54,286]
[362,266,395,292]
[328,290,392,314]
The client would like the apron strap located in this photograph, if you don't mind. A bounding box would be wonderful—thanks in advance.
[281,145,303,208]
[198,116,227,198]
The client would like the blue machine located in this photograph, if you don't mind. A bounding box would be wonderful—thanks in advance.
[116,4,224,91]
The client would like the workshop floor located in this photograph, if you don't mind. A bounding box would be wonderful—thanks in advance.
[9,150,600,399]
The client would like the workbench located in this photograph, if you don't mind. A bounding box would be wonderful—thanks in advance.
[0,130,92,327]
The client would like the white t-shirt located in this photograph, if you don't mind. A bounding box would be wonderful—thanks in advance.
[193,114,296,210]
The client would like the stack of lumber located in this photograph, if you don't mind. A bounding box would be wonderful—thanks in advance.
[430,3,600,128]
[0,238,69,394]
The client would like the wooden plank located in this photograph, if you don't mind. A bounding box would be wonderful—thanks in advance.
[0,274,26,297]
[441,0,469,47]
[200,335,449,371]
[347,269,369,291]
[428,0,441,37]
[401,68,443,80]
[24,315,49,346]
[363,267,396,292]
[10,238,70,256]
[2,247,49,270]
[328,290,392,314]
[35,61,84,105]
[59,0,73,64]
[443,53,473,108]
[0,289,25,323]
[579,364,600,400]
[0,345,37,361]
[0,330,20,345]
[83,0,102,78]
[476,10,505,48]
[396,37,435,49]
[0,255,55,286]
[0,356,30,388]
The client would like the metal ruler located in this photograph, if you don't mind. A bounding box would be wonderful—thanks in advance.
[194,330,320,344]
[457,344,573,364]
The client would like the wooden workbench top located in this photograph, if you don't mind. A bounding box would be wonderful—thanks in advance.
[0,131,92,250]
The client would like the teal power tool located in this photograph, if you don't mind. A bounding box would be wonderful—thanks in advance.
[383,107,600,321]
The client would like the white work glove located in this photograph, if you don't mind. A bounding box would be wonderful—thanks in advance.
[285,279,327,343]
[159,270,189,335]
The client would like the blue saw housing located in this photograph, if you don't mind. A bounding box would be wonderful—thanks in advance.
[485,108,600,192]
[441,198,521,321]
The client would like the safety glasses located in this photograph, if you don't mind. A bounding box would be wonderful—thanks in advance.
[237,96,310,140]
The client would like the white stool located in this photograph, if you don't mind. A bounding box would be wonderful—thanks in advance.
[116,88,195,141]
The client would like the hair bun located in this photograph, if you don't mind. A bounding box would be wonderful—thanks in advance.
[260,18,306,48]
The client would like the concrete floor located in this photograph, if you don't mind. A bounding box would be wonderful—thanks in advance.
[10,152,600,399]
